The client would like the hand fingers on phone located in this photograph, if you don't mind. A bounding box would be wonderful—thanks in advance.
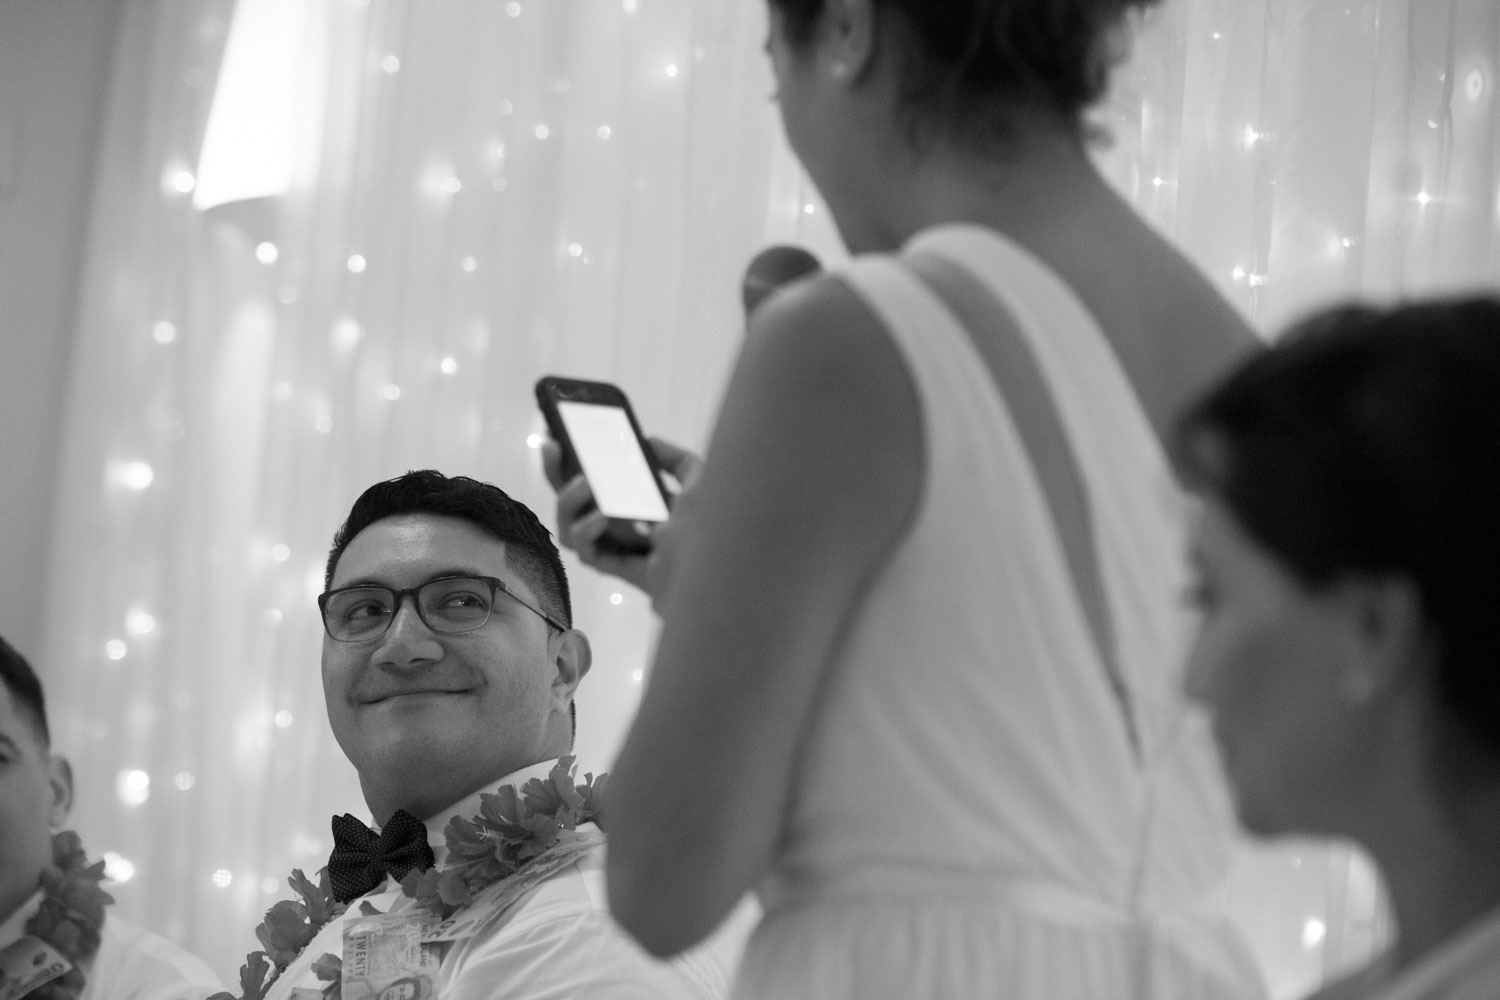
[540,439,569,492]
[646,436,705,492]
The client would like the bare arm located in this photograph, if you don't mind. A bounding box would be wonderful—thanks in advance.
[603,274,922,955]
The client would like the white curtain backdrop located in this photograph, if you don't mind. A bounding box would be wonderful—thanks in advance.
[39,0,1498,995]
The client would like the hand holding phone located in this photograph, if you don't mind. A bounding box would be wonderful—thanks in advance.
[535,376,673,556]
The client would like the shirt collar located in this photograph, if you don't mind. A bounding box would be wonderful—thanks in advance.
[0,890,44,949]
[405,759,565,867]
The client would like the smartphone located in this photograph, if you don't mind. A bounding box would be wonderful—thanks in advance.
[535,376,672,554]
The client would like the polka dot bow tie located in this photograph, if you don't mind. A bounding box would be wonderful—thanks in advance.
[327,809,436,903]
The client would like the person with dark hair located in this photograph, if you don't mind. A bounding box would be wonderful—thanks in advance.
[558,1,1266,997]
[0,635,223,1000]
[249,471,724,1000]
[1178,297,1500,1000]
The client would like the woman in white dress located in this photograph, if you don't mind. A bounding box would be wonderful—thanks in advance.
[1178,297,1500,1000]
[567,0,1268,996]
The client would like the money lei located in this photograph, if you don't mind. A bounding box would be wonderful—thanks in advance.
[20,831,113,1000]
[212,757,607,1000]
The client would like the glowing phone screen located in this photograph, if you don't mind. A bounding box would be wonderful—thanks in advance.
[557,401,670,522]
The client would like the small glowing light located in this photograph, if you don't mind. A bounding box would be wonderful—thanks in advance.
[596,125,612,140]
[1211,31,1223,40]
[526,433,543,449]
[116,460,156,490]
[152,321,178,344]
[664,63,680,79]
[609,593,624,606]
[105,640,128,661]
[568,243,584,258]
[443,176,463,195]
[802,204,817,216]
[126,610,157,636]
[315,414,334,434]
[505,1,522,16]
[171,170,197,194]
[264,607,284,626]
[492,178,509,193]
[274,710,294,728]
[460,256,478,273]
[1465,69,1486,102]
[1416,190,1432,206]
[331,317,364,352]
[270,544,291,562]
[440,356,459,375]
[347,254,367,273]
[1241,125,1262,148]
[1151,176,1164,188]
[1231,265,1247,282]
[103,852,137,883]
[534,124,551,140]
[262,877,280,894]
[1302,918,1327,949]
[1247,273,1268,287]
[630,670,645,683]
[1341,236,1355,248]
[255,242,279,264]
[212,869,234,889]
[272,380,293,401]
[173,771,196,791]
[1427,118,1441,129]
[117,769,151,807]
[383,384,402,401]
[381,54,400,74]
[622,0,638,11]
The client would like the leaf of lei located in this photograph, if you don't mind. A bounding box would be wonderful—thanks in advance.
[24,831,114,1000]
[224,758,610,992]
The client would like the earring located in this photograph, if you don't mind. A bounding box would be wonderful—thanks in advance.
[829,60,850,80]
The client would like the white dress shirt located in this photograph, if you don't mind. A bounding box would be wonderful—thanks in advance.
[0,890,224,1000]
[264,760,726,1000]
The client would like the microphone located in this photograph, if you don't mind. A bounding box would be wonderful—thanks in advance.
[741,244,823,316]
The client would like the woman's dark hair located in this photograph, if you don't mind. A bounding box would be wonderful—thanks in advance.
[768,0,1160,139]
[1176,297,1500,753]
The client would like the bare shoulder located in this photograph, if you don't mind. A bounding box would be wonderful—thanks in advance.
[1044,213,1263,440]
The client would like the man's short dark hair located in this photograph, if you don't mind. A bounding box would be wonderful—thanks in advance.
[0,635,50,747]
[324,470,573,629]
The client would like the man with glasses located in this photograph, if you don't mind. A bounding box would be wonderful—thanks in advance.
[262,470,724,1000]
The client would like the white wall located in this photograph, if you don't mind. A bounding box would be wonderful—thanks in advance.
[0,0,120,665]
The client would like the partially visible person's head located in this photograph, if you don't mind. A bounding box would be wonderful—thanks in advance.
[321,472,590,824]
[1176,297,1500,836]
[766,0,1159,144]
[0,636,74,923]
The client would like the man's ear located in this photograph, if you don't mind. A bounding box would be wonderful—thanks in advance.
[46,754,74,830]
[550,629,592,711]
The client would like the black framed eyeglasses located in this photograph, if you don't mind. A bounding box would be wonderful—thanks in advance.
[317,574,567,642]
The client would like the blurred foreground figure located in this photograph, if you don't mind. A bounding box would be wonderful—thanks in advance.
[0,635,223,1000]
[1180,297,1500,1000]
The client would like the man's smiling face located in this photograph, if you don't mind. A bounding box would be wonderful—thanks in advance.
[321,514,577,822]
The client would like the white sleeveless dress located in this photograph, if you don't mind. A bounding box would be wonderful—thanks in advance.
[732,225,1265,1000]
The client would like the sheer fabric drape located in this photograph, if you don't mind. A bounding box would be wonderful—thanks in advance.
[40,0,1497,992]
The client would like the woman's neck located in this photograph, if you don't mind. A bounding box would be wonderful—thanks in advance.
[839,126,1117,256]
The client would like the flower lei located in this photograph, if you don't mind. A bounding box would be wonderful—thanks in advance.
[20,831,113,1000]
[212,757,606,1000]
